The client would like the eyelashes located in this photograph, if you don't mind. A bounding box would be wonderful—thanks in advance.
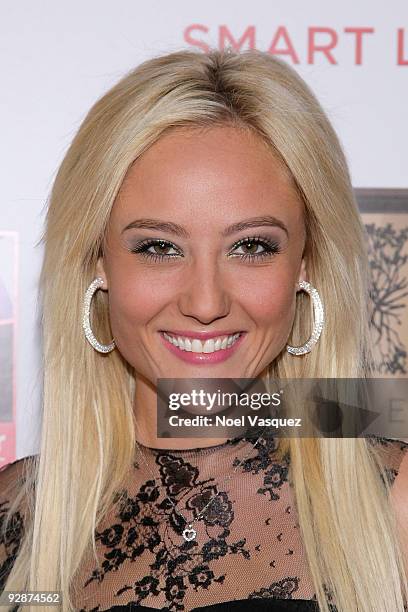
[129,235,282,263]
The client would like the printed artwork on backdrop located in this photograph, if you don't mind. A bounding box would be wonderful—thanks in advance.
[0,232,17,467]
[357,189,408,377]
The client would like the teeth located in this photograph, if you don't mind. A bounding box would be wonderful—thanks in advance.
[163,332,241,353]
[184,337,192,351]
[191,339,203,353]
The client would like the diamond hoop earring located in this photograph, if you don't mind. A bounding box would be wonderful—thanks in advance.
[82,277,116,353]
[286,280,324,355]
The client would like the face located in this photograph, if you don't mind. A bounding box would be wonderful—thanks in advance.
[96,125,307,384]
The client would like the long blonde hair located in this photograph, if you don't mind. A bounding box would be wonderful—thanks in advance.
[2,48,407,611]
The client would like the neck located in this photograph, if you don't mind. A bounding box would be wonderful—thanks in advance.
[133,375,231,450]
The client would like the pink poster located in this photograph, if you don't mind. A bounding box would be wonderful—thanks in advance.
[0,232,18,467]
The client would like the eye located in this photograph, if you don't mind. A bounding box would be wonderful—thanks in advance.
[130,239,182,262]
[129,235,282,263]
[228,236,282,262]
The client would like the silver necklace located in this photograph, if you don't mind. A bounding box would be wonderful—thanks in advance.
[134,430,267,542]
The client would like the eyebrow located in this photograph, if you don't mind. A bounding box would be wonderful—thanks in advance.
[121,215,289,238]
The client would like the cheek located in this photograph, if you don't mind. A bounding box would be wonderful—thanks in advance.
[106,274,171,370]
[109,278,169,328]
[238,270,296,337]
[105,259,298,359]
[106,268,172,350]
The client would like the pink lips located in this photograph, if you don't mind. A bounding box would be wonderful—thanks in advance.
[160,329,243,340]
[159,331,246,364]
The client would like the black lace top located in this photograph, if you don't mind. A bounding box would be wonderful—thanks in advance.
[1,434,407,612]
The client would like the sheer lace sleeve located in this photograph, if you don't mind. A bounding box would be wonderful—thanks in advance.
[366,435,408,487]
[0,457,30,592]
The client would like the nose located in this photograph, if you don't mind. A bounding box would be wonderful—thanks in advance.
[177,259,231,325]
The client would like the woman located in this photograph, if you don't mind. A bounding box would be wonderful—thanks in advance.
[0,48,407,612]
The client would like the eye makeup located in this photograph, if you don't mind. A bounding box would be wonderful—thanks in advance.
[128,234,282,263]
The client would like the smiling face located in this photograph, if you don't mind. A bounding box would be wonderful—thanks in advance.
[96,124,307,384]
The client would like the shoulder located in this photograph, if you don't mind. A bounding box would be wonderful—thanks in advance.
[0,455,36,503]
[0,455,37,590]
[390,444,408,505]
[365,435,408,487]
[0,456,30,488]
[369,437,408,574]
[0,454,37,518]
[0,454,37,515]
[386,436,408,508]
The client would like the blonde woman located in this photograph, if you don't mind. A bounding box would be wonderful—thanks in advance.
[1,48,407,612]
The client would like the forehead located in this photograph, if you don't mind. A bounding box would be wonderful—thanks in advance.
[110,125,303,229]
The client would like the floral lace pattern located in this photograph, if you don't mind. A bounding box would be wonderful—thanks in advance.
[0,435,407,612]
[78,434,296,611]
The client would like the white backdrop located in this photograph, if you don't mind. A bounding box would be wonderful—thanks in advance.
[0,1,407,462]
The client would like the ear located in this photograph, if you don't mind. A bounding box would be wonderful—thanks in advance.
[96,257,109,289]
[298,256,307,285]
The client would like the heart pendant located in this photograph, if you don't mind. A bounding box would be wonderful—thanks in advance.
[182,526,197,541]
